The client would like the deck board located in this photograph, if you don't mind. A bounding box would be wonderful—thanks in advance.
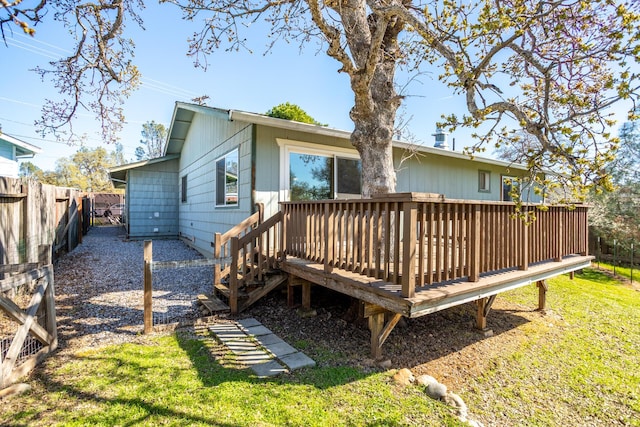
[280,254,593,318]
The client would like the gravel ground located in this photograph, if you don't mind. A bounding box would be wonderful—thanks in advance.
[53,225,212,352]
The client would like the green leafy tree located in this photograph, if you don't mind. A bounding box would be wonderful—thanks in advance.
[590,119,640,251]
[3,0,639,200]
[136,121,167,161]
[266,103,326,126]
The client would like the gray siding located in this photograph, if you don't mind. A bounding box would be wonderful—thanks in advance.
[178,112,254,257]
[127,159,179,238]
[394,148,541,202]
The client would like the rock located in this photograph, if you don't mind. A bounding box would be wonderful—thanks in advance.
[482,329,494,338]
[425,381,448,400]
[378,359,392,369]
[392,368,415,386]
[297,308,317,318]
[415,374,439,387]
[443,392,468,418]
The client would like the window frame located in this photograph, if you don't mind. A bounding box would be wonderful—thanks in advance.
[181,175,187,203]
[501,175,519,202]
[478,170,491,193]
[215,148,239,207]
[276,138,362,202]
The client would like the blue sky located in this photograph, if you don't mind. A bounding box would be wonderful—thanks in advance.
[1,2,633,171]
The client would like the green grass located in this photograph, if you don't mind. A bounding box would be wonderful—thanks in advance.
[2,335,458,426]
[464,269,640,426]
[593,261,640,284]
[2,268,638,426]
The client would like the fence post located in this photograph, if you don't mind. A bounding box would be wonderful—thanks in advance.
[45,265,58,351]
[143,240,153,334]
[401,202,418,298]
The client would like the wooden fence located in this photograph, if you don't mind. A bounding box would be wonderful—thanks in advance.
[0,245,56,391]
[0,177,87,266]
[281,193,589,298]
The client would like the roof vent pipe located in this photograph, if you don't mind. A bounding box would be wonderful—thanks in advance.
[432,127,449,149]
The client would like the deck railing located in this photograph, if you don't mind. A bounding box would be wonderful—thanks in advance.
[280,193,589,298]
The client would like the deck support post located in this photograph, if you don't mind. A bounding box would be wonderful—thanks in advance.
[143,240,153,334]
[536,280,548,310]
[365,303,402,359]
[476,295,496,330]
[302,282,311,310]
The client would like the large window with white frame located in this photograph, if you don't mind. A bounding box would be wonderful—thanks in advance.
[216,149,238,206]
[278,139,362,201]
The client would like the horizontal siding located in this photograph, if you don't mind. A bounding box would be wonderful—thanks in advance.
[127,159,179,238]
[394,147,542,202]
[178,113,254,257]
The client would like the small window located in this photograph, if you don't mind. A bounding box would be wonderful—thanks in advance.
[181,175,187,203]
[216,149,238,206]
[478,170,491,192]
[502,176,519,201]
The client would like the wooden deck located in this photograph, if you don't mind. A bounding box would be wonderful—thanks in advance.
[281,254,593,318]
[214,193,592,358]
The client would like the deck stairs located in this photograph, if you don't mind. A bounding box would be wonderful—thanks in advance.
[208,205,288,314]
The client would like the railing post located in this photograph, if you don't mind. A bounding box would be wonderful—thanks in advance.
[229,237,239,314]
[324,202,334,274]
[520,208,529,271]
[469,205,481,282]
[555,208,563,262]
[401,202,418,298]
[143,240,153,334]
[213,232,222,293]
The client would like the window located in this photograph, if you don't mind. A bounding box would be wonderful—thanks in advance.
[216,149,238,206]
[502,176,519,201]
[478,170,491,193]
[181,175,187,203]
[288,152,362,201]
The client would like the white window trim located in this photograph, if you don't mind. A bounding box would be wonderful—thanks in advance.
[276,138,360,202]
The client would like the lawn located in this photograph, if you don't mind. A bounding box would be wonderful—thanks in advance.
[1,268,638,426]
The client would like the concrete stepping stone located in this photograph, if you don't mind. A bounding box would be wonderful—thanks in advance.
[207,318,316,376]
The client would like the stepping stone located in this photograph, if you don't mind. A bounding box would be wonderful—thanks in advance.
[266,341,298,358]
[256,334,285,346]
[213,329,248,342]
[235,349,273,366]
[280,352,316,370]
[244,325,273,337]
[237,318,262,328]
[251,360,288,378]
[225,339,259,355]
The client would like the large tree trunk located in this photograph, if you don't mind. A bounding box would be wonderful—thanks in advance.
[343,4,403,198]
[351,107,398,198]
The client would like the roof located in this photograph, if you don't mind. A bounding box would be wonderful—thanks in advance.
[109,154,180,187]
[0,132,42,157]
[164,102,529,171]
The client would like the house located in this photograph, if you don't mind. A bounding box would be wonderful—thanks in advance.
[0,132,41,178]
[110,102,542,257]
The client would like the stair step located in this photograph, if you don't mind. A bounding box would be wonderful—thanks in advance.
[214,282,249,299]
[197,294,230,315]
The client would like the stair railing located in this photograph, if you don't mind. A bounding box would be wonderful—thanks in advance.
[212,203,264,293]
[229,211,284,313]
